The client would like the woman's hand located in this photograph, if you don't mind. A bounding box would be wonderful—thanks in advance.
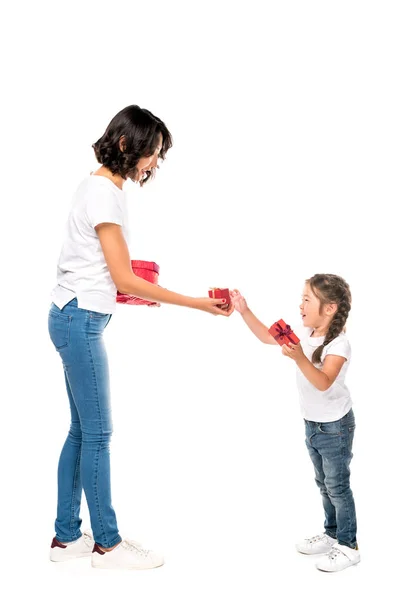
[229,289,249,314]
[195,297,235,316]
[281,342,305,363]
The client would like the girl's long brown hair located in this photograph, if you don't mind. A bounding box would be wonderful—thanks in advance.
[307,274,352,364]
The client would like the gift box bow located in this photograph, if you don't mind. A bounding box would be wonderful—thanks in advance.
[270,319,300,345]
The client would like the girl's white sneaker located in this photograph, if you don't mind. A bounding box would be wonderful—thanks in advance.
[296,533,337,555]
[316,542,360,572]
[50,530,94,561]
[91,539,164,570]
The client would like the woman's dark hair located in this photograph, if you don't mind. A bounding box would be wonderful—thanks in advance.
[92,105,173,186]
[307,274,352,364]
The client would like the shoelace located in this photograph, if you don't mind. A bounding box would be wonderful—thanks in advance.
[327,547,344,561]
[306,534,325,544]
[83,532,93,548]
[122,539,150,557]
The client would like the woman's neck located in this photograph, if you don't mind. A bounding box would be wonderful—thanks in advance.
[92,167,125,190]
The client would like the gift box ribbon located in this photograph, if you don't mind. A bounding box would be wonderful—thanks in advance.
[273,322,297,344]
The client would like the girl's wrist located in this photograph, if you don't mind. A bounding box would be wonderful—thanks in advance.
[295,354,307,366]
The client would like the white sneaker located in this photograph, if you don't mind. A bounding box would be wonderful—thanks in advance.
[316,543,360,572]
[296,533,337,555]
[50,530,94,562]
[91,539,164,570]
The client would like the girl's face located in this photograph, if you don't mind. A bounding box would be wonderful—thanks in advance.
[299,283,336,331]
[134,136,163,183]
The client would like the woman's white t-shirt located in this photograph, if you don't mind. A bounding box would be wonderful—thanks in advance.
[296,327,352,423]
[51,175,129,314]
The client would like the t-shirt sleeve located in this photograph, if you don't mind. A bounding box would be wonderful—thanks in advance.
[85,185,123,229]
[324,337,351,361]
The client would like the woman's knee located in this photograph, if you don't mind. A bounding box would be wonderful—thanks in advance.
[68,421,82,443]
[81,424,113,446]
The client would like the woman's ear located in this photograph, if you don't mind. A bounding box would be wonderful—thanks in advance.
[119,136,127,152]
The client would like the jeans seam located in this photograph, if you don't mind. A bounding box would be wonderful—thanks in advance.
[338,430,352,547]
[69,448,81,540]
[86,318,108,547]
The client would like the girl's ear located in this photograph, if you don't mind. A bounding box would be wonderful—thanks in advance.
[325,302,338,317]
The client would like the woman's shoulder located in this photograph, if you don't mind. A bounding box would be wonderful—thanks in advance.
[74,174,123,204]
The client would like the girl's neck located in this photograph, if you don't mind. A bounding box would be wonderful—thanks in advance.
[311,325,329,337]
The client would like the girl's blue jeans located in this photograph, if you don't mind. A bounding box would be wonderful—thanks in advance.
[304,408,357,549]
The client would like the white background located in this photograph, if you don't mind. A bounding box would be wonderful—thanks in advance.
[2,0,399,598]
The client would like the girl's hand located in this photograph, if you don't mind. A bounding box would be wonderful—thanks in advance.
[196,297,235,316]
[229,289,249,314]
[281,342,305,363]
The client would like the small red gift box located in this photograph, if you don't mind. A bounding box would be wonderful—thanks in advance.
[116,260,160,306]
[269,319,300,346]
[208,287,231,309]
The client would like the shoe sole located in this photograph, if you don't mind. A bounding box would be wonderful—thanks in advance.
[91,561,165,570]
[50,553,92,562]
[316,557,361,572]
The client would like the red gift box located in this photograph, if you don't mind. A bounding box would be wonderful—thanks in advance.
[269,319,300,346]
[208,287,231,309]
[116,260,160,306]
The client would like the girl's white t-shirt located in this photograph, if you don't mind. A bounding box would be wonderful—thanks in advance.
[51,175,130,314]
[296,327,352,423]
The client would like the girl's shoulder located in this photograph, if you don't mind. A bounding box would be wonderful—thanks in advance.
[323,332,351,359]
[327,331,350,346]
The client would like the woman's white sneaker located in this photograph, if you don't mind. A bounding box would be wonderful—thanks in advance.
[296,533,337,555]
[50,530,94,561]
[91,539,164,570]
[316,542,360,572]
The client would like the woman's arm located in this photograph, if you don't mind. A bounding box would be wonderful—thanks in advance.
[96,223,233,315]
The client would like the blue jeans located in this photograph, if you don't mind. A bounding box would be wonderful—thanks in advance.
[304,409,357,549]
[48,297,122,548]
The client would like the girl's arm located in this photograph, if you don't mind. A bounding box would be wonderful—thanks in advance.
[230,289,278,345]
[282,344,347,391]
[96,223,234,316]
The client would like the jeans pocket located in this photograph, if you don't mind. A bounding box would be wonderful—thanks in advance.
[48,311,71,349]
[317,421,341,435]
[89,310,110,319]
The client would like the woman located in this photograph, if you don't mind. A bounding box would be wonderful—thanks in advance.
[48,104,234,570]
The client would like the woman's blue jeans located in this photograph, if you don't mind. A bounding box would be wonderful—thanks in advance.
[48,297,122,548]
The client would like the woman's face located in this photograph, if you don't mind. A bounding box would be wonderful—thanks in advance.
[134,136,163,183]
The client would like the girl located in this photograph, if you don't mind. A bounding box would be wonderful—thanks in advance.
[230,274,359,572]
[48,105,234,570]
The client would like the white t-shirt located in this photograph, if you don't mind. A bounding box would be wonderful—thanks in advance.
[296,327,352,422]
[51,175,130,314]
